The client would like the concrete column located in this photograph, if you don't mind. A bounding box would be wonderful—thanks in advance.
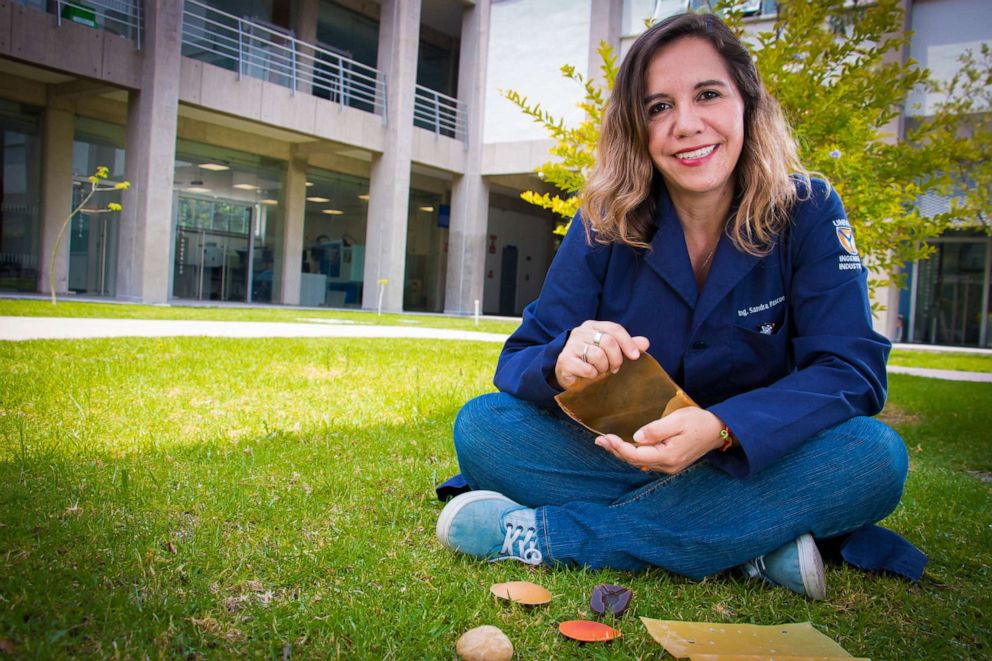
[295,0,319,94]
[117,0,182,303]
[588,0,621,89]
[362,0,420,312]
[444,0,491,315]
[279,147,308,305]
[38,96,75,299]
[872,0,911,340]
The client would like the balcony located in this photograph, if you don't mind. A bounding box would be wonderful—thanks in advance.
[181,0,385,117]
[414,84,466,142]
[24,0,143,46]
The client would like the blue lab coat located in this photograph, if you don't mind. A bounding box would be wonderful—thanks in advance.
[494,178,891,478]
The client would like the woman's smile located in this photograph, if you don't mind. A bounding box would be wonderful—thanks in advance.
[674,144,718,164]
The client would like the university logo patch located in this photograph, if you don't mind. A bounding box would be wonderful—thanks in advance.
[836,226,859,256]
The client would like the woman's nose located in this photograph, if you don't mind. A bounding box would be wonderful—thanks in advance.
[673,105,704,136]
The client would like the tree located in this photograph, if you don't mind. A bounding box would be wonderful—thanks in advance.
[501,41,617,236]
[50,166,129,304]
[504,0,991,295]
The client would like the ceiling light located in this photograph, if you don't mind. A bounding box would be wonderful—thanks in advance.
[358,193,370,201]
[321,209,344,215]
[305,181,315,187]
[260,198,279,205]
[419,206,435,212]
[306,196,330,203]
[233,183,260,191]
[187,187,212,193]
[198,162,229,171]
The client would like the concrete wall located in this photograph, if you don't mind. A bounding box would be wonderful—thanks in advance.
[483,0,591,144]
[179,58,389,155]
[411,125,467,172]
[907,0,992,116]
[0,70,46,106]
[481,138,555,176]
[0,1,142,89]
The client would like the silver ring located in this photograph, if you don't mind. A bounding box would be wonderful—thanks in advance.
[592,331,604,347]
[581,343,590,363]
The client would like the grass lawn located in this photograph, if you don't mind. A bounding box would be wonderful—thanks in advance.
[1,325,990,657]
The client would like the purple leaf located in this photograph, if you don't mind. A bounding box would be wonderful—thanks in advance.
[590,583,633,616]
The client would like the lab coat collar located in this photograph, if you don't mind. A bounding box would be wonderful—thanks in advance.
[644,185,762,330]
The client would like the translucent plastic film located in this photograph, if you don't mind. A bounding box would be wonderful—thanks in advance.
[554,352,696,442]
[640,619,870,660]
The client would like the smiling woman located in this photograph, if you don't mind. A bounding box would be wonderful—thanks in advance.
[436,12,923,603]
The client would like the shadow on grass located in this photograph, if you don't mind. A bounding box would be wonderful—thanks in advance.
[0,408,471,658]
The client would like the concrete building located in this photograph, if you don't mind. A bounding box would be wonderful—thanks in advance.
[0,0,990,346]
[0,0,567,318]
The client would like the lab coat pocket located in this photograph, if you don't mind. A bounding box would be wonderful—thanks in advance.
[730,313,790,389]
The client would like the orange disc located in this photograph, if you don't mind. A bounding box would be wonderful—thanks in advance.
[558,619,622,642]
[489,580,552,606]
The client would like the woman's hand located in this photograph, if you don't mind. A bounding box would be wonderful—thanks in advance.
[554,321,650,390]
[594,407,726,475]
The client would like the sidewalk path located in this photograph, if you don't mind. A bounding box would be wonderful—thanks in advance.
[3,316,990,383]
[886,365,992,383]
[0,316,509,344]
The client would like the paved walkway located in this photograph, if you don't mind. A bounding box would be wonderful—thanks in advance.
[2,316,990,383]
[886,365,992,383]
[0,316,508,343]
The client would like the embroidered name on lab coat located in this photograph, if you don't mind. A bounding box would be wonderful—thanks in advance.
[737,295,785,318]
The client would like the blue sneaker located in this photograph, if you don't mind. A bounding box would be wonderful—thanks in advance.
[742,533,826,600]
[436,490,543,565]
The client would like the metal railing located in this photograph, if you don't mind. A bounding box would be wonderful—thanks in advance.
[181,0,385,117]
[25,0,144,47]
[414,84,467,141]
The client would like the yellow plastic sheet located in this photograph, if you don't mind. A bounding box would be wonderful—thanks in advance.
[640,619,870,661]
[554,352,696,442]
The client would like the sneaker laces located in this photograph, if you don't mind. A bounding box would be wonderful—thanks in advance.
[743,554,766,579]
[497,522,543,565]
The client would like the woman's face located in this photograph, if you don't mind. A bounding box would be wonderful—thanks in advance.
[643,37,745,205]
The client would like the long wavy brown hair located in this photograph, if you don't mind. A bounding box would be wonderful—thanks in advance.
[582,13,812,254]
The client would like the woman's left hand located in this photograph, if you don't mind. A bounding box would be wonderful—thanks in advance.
[594,407,726,475]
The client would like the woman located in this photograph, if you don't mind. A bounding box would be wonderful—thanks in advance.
[435,12,912,600]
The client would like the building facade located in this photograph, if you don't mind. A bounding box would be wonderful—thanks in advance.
[0,0,990,345]
[0,0,569,318]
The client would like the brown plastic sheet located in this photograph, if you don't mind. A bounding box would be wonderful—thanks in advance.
[554,353,697,442]
[640,618,870,660]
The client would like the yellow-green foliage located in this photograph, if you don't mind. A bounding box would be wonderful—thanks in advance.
[505,0,991,298]
[502,42,617,235]
[50,167,130,304]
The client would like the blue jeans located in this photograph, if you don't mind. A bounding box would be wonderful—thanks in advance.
[453,392,908,580]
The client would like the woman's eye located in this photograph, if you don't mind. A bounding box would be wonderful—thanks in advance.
[699,90,721,101]
[647,102,669,116]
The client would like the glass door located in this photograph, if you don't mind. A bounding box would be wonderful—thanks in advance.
[911,239,988,346]
[0,111,42,292]
[404,191,446,312]
[68,183,119,296]
[173,196,255,302]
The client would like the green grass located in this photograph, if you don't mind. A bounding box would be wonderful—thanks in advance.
[1,334,990,657]
[889,349,992,373]
[0,299,521,336]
